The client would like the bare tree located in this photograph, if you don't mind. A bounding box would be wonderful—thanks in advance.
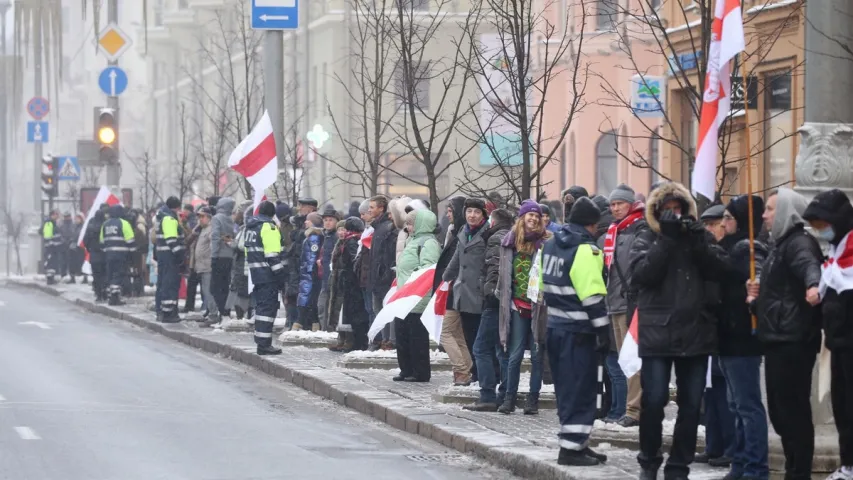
[388,0,483,211]
[1,199,28,275]
[128,149,163,212]
[596,0,804,200]
[173,103,199,201]
[457,0,591,202]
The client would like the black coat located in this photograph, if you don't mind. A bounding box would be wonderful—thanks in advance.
[717,232,768,356]
[285,216,306,297]
[368,212,397,297]
[339,236,368,326]
[755,224,822,347]
[629,182,727,358]
[83,218,105,263]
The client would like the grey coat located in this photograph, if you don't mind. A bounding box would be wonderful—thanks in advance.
[605,217,648,315]
[211,197,236,258]
[191,225,213,274]
[442,225,486,314]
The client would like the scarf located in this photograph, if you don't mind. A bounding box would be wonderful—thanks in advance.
[464,220,486,240]
[603,207,644,267]
[819,231,853,298]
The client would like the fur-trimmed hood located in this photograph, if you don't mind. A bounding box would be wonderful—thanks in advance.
[389,196,412,229]
[645,181,697,233]
[304,225,324,238]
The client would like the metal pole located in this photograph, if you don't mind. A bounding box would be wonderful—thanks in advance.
[1,2,8,277]
[105,0,120,187]
[33,6,42,213]
[264,31,284,178]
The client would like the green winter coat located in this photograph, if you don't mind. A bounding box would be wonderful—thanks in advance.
[396,209,441,314]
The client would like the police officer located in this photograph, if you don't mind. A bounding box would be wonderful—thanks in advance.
[245,201,285,355]
[155,197,185,323]
[540,197,610,467]
[101,204,135,305]
[83,207,108,302]
[42,210,61,285]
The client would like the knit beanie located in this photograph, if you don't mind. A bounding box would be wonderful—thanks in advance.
[307,212,323,228]
[166,196,181,209]
[257,201,276,218]
[561,185,589,203]
[609,183,636,204]
[518,199,542,217]
[345,217,365,233]
[275,202,292,220]
[358,199,370,215]
[463,198,489,218]
[568,197,601,227]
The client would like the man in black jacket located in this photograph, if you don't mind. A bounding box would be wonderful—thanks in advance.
[629,182,727,480]
[367,195,398,348]
[714,195,769,480]
[803,189,853,480]
[747,187,822,480]
[83,208,108,302]
[284,198,317,329]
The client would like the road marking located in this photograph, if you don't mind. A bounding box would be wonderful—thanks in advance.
[14,427,40,440]
[18,321,51,330]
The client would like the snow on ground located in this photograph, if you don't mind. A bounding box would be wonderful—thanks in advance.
[593,418,705,438]
[277,330,338,342]
[342,349,450,361]
[441,372,555,395]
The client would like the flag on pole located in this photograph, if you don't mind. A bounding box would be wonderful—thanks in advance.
[420,281,450,344]
[77,186,122,275]
[691,0,745,200]
[228,110,278,212]
[367,265,436,341]
[618,310,642,378]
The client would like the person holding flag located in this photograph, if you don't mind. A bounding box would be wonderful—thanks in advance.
[155,197,186,323]
[244,201,285,355]
[100,204,136,306]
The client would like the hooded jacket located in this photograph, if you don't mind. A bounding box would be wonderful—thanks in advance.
[433,196,467,300]
[482,209,514,308]
[211,197,235,258]
[320,225,337,291]
[369,210,398,297]
[604,203,648,316]
[284,215,307,297]
[396,210,441,314]
[298,225,324,307]
[629,182,727,357]
[804,189,853,350]
[717,195,768,356]
[755,188,823,348]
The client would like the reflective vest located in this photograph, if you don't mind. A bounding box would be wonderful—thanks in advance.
[540,224,609,332]
[43,220,61,248]
[245,215,283,286]
[155,208,185,261]
[101,217,135,257]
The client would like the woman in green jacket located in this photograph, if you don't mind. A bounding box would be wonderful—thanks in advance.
[393,209,441,382]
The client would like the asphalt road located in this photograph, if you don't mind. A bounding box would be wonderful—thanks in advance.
[0,285,519,480]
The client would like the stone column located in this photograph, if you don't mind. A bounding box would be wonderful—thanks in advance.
[789,1,853,473]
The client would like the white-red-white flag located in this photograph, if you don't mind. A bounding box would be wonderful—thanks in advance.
[78,186,122,275]
[420,281,449,343]
[368,265,436,341]
[229,110,278,211]
[691,0,745,200]
[618,310,642,378]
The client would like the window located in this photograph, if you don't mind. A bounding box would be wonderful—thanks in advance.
[396,61,431,111]
[596,0,617,31]
[596,131,618,196]
[649,129,660,186]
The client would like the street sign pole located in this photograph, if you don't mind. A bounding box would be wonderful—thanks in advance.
[105,0,120,188]
[33,10,43,213]
[264,31,284,182]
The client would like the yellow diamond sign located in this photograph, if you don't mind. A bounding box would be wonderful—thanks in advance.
[98,23,132,62]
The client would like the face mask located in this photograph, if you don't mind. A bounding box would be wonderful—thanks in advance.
[816,227,835,242]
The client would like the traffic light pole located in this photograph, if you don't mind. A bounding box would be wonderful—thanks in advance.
[33,9,43,213]
[105,0,120,187]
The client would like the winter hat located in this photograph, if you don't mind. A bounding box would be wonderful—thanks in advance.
[197,206,213,217]
[183,204,194,211]
[298,197,319,208]
[463,198,489,218]
[726,195,765,234]
[336,219,347,230]
[700,204,726,221]
[207,196,221,208]
[538,204,552,217]
[257,201,276,218]
[405,199,430,213]
[803,188,853,244]
[518,199,542,217]
[561,185,589,203]
[275,202,292,220]
[591,195,610,213]
[489,208,515,229]
[609,184,636,204]
[568,197,601,227]
[348,201,361,218]
[345,217,365,233]
[166,196,181,209]
[358,199,370,215]
[306,212,323,228]
[321,204,338,218]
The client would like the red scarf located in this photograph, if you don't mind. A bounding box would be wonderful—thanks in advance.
[604,205,645,268]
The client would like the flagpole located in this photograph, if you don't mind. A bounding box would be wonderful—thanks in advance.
[739,55,758,334]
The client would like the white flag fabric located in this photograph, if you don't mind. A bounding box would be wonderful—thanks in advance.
[367,265,436,342]
[77,186,122,275]
[228,110,278,204]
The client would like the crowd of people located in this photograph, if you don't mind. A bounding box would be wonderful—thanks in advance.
[41,183,853,480]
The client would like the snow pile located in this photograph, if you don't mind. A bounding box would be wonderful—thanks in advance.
[342,349,450,361]
[592,419,705,438]
[278,330,338,342]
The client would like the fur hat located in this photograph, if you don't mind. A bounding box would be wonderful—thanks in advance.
[345,217,365,233]
[463,198,489,218]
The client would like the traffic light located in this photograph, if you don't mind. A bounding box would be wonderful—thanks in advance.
[41,154,58,197]
[95,107,119,163]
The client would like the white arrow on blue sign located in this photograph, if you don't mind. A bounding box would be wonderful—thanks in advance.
[98,66,128,96]
[251,0,299,30]
[27,121,49,143]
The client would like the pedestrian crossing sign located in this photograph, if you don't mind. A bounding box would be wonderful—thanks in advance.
[57,156,81,181]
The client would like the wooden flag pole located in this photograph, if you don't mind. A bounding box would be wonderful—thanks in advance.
[739,55,758,333]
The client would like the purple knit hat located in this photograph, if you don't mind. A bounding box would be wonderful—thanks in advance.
[518,199,542,217]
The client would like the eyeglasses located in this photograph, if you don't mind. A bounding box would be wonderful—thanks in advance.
[722,214,735,220]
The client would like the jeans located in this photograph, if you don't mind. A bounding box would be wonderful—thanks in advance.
[505,310,542,397]
[460,312,481,380]
[704,371,736,460]
[199,272,220,319]
[638,355,706,478]
[719,356,769,480]
[211,257,232,315]
[474,307,507,404]
[604,351,627,420]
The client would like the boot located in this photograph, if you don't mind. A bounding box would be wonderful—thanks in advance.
[311,323,320,332]
[160,312,181,324]
[497,394,517,414]
[523,393,539,415]
[463,402,499,412]
[108,294,126,306]
[82,276,89,285]
[46,277,56,285]
[328,333,346,352]
[583,447,607,463]
[95,295,106,304]
[257,345,282,355]
[291,323,303,331]
[234,306,245,320]
[341,333,355,353]
[203,313,221,327]
[557,448,600,466]
[453,372,472,387]
[638,467,659,480]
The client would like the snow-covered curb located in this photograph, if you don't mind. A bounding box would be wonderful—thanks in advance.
[342,349,450,361]
[277,329,338,342]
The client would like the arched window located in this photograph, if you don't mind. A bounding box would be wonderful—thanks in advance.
[596,131,618,196]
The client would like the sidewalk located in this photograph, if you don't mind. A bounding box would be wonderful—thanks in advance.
[5,278,754,480]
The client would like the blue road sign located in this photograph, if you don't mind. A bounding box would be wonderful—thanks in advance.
[99,66,128,96]
[57,156,81,181]
[251,0,299,30]
[27,121,49,143]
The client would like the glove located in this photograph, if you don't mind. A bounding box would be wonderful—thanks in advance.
[595,326,611,354]
[658,210,682,238]
[685,216,705,240]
